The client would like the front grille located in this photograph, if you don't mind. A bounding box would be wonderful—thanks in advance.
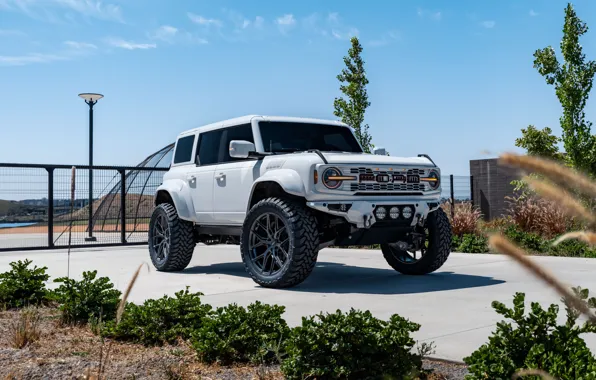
[350,183,425,191]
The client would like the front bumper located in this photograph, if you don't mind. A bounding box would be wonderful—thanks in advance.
[306,198,441,229]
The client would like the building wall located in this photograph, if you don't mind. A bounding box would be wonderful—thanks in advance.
[470,158,519,220]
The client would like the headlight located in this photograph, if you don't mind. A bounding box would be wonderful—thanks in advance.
[422,170,440,190]
[322,167,356,190]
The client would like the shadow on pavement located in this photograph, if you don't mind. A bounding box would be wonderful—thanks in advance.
[181,261,505,295]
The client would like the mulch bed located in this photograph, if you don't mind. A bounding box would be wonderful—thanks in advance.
[0,308,468,379]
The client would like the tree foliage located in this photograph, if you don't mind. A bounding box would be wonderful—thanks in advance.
[515,125,563,161]
[521,3,596,174]
[333,36,373,153]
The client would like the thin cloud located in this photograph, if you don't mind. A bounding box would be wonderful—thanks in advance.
[221,9,264,30]
[0,53,67,66]
[105,37,156,50]
[64,40,97,49]
[529,9,538,17]
[187,12,223,27]
[276,13,296,33]
[152,25,178,42]
[481,20,496,28]
[0,29,26,36]
[369,30,401,47]
[418,8,442,21]
[302,12,357,41]
[0,0,123,23]
[332,27,359,40]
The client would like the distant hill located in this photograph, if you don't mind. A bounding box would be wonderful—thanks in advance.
[0,199,47,222]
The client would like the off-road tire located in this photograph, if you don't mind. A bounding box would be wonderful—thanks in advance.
[240,197,320,288]
[148,203,196,271]
[381,207,451,275]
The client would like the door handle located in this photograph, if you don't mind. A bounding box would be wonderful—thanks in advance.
[215,173,225,181]
[187,175,196,182]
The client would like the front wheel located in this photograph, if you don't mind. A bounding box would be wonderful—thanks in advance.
[381,207,451,275]
[148,203,196,271]
[240,197,320,288]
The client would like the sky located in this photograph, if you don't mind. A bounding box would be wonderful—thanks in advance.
[1,0,595,177]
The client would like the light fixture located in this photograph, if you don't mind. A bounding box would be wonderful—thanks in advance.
[389,207,400,219]
[402,206,413,219]
[376,206,387,220]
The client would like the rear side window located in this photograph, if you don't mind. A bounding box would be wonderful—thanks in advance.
[197,129,224,165]
[173,135,195,164]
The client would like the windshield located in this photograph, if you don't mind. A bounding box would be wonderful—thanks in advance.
[258,121,363,153]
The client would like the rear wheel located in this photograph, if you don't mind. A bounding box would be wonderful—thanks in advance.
[148,203,196,271]
[381,207,451,275]
[240,197,319,288]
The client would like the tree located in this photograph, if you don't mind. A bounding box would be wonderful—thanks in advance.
[333,36,373,153]
[515,125,563,161]
[526,3,596,175]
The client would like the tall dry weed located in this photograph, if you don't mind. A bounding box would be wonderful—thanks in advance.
[441,201,482,236]
[505,194,574,238]
[9,307,42,349]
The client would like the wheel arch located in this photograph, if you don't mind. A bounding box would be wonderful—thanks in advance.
[246,179,306,213]
[154,180,196,221]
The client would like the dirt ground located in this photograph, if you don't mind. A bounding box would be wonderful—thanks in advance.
[0,308,468,380]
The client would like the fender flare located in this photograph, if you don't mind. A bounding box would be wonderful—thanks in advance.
[247,169,307,212]
[154,179,196,222]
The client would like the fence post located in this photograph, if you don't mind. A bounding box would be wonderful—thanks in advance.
[449,174,455,220]
[470,175,474,207]
[120,169,126,244]
[47,167,54,248]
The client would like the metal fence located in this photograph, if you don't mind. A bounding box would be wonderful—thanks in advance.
[0,163,474,252]
[0,163,168,251]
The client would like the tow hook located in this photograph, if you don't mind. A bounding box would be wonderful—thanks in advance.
[363,214,373,228]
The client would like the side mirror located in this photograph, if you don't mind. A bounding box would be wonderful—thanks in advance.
[229,140,256,159]
[373,147,386,156]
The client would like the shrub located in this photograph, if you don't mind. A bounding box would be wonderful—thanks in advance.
[503,225,547,253]
[192,301,290,365]
[548,238,596,258]
[457,234,489,253]
[51,270,121,325]
[442,201,481,237]
[505,194,573,238]
[102,287,212,346]
[281,308,423,380]
[463,288,596,379]
[0,259,50,309]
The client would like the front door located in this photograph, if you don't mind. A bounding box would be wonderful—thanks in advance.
[211,123,258,225]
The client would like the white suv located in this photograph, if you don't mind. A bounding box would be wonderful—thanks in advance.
[149,115,452,288]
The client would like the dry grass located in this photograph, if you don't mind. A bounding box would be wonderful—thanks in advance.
[8,307,42,349]
[505,194,574,238]
[441,201,482,236]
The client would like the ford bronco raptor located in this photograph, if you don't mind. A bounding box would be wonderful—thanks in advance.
[149,115,452,288]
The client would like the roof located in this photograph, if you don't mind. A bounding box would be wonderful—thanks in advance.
[178,115,349,137]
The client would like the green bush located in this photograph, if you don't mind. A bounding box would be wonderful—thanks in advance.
[451,235,462,250]
[51,270,121,325]
[0,259,50,309]
[503,225,547,253]
[548,238,596,258]
[192,301,290,365]
[457,234,489,253]
[281,308,423,380]
[102,287,212,346]
[463,288,596,379]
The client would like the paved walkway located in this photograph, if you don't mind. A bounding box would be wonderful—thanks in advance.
[1,245,595,362]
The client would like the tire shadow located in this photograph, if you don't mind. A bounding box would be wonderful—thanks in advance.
[179,261,505,295]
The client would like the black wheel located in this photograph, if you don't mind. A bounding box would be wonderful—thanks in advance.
[148,203,196,271]
[240,197,320,288]
[381,207,451,275]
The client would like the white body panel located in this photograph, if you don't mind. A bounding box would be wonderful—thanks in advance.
[155,115,443,229]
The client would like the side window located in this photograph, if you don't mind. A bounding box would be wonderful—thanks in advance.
[173,135,195,164]
[221,123,254,162]
[197,129,224,165]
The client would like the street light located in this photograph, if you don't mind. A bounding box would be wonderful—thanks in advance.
[78,92,103,242]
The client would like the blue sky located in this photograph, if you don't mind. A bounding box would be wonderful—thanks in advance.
[1,0,595,176]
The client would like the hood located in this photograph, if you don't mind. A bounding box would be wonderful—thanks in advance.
[321,152,435,166]
[273,151,436,167]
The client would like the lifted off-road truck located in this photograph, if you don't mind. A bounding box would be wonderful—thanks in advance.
[149,115,452,288]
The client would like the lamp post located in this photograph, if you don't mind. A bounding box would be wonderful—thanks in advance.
[78,93,103,242]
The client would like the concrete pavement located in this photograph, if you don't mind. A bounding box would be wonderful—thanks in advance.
[1,244,595,362]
